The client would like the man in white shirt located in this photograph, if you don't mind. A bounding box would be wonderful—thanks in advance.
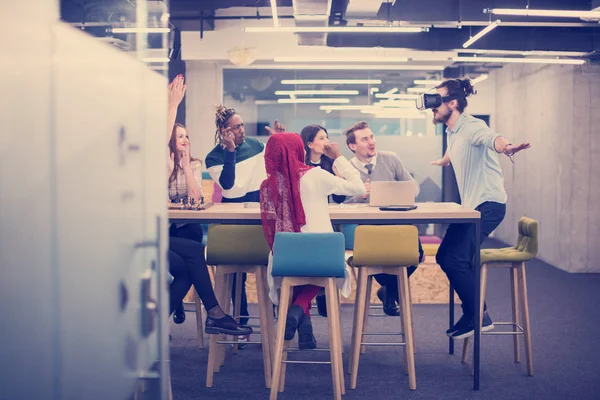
[344,121,423,316]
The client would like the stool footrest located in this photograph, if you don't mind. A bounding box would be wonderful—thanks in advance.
[285,348,331,352]
[282,360,331,365]
[360,342,406,347]
[362,332,404,336]
[483,331,523,336]
[216,340,263,345]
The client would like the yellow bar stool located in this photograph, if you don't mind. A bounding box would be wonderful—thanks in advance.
[270,232,346,400]
[347,225,421,391]
[462,217,538,376]
[205,225,275,388]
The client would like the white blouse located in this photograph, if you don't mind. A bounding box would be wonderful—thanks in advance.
[267,156,367,304]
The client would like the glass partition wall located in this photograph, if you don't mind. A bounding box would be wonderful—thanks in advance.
[223,68,444,202]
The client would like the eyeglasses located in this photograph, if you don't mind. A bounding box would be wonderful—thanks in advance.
[229,123,244,131]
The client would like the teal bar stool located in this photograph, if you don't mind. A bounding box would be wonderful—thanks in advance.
[205,225,274,389]
[270,232,346,400]
[462,217,538,376]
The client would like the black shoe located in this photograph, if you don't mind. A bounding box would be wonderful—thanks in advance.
[298,314,317,350]
[173,302,186,324]
[446,313,469,337]
[451,311,494,340]
[284,305,305,341]
[377,287,400,317]
[316,292,327,318]
[205,315,253,336]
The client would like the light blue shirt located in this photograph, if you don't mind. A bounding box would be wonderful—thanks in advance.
[446,113,507,209]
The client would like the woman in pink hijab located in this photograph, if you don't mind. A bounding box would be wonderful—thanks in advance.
[260,133,366,349]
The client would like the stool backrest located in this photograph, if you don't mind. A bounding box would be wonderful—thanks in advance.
[516,217,538,257]
[272,232,346,278]
[206,225,270,265]
[352,225,420,266]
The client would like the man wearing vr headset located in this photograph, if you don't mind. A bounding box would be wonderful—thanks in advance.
[423,78,530,339]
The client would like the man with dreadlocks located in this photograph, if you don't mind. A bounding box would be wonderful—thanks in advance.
[205,105,283,339]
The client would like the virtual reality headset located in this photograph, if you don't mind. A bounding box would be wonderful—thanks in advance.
[415,93,464,111]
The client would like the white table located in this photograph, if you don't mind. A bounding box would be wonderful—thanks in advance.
[169,202,484,390]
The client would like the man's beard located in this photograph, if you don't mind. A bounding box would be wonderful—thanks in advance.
[432,109,451,124]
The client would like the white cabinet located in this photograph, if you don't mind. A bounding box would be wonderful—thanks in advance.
[1,10,169,400]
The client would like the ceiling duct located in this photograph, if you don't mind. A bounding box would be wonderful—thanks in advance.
[293,0,332,45]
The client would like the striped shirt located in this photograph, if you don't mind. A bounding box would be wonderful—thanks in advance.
[168,160,204,201]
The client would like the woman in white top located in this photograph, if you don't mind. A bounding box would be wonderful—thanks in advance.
[260,133,366,349]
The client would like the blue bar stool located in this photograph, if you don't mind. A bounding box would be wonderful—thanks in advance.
[270,232,346,400]
[205,225,274,389]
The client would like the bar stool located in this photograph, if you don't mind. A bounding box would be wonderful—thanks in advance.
[205,225,275,388]
[348,225,420,391]
[270,232,346,400]
[462,217,538,376]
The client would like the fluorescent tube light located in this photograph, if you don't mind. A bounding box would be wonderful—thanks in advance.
[142,57,170,63]
[274,56,409,63]
[463,20,501,48]
[370,88,380,94]
[245,26,427,33]
[413,79,442,85]
[275,90,359,96]
[112,27,170,33]
[485,8,600,19]
[453,56,585,65]
[281,79,382,85]
[471,74,488,84]
[230,64,446,70]
[375,93,418,99]
[319,105,373,111]
[278,98,350,104]
[407,87,435,93]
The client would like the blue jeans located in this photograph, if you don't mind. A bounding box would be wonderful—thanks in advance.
[436,201,506,317]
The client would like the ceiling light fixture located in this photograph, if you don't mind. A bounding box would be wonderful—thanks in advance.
[375,93,418,100]
[274,56,409,63]
[407,87,436,93]
[230,64,445,70]
[413,79,442,85]
[319,105,373,111]
[453,56,585,65]
[245,26,427,33]
[463,19,501,48]
[484,8,600,19]
[471,74,489,84]
[275,90,359,95]
[278,98,350,104]
[281,79,382,85]
[112,27,170,33]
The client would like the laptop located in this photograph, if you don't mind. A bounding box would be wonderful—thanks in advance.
[369,181,417,209]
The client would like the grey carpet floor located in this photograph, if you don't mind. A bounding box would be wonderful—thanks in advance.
[169,240,600,400]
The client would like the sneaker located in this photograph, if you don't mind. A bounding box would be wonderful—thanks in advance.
[316,291,327,318]
[173,302,186,324]
[284,305,304,341]
[205,315,253,336]
[451,312,494,340]
[298,314,317,350]
[446,313,469,337]
[237,335,250,349]
[377,286,400,317]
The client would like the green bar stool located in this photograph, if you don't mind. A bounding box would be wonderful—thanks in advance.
[347,225,421,391]
[462,217,538,376]
[204,225,274,388]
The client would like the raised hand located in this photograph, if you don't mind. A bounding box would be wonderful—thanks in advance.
[168,75,187,108]
[362,178,371,199]
[220,127,236,151]
[323,142,342,159]
[273,119,286,133]
[430,158,451,167]
[181,149,191,171]
[503,142,531,156]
